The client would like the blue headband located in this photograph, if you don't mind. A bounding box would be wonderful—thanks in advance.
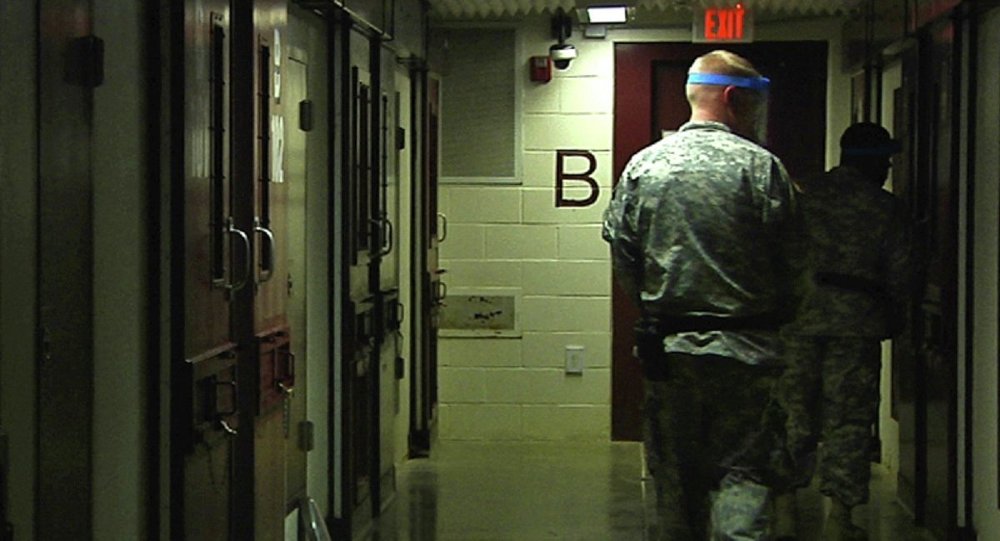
[842,146,901,156]
[687,72,771,91]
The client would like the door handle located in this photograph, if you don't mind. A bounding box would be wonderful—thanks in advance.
[371,217,394,257]
[275,351,295,397]
[226,217,251,292]
[355,355,369,378]
[254,217,276,283]
[218,419,238,437]
[214,379,238,436]
[382,218,394,257]
[214,379,239,417]
[437,212,448,243]
[433,281,448,305]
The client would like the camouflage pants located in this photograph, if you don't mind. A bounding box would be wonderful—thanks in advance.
[775,336,882,507]
[643,354,780,540]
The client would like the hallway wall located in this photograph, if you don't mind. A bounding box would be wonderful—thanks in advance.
[92,0,149,537]
[0,0,38,537]
[879,60,903,475]
[972,6,1000,538]
[437,16,616,441]
[436,16,851,441]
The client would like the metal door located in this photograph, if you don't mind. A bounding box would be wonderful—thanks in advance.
[372,43,404,512]
[173,3,245,539]
[893,22,960,538]
[37,0,96,536]
[611,42,828,440]
[173,2,244,539]
[341,26,380,531]
[410,73,443,457]
[172,2,294,538]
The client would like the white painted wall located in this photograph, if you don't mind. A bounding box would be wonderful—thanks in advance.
[436,15,851,441]
[972,7,1000,539]
[92,1,148,538]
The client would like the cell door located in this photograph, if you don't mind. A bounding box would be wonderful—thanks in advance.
[373,44,403,512]
[893,23,960,538]
[341,26,380,531]
[410,73,443,457]
[611,42,828,440]
[175,4,243,541]
[250,5,293,540]
[37,0,96,537]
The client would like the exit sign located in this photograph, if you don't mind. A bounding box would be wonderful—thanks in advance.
[693,5,754,43]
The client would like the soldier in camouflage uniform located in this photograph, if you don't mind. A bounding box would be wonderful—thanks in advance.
[602,50,797,540]
[778,123,911,540]
[721,123,913,541]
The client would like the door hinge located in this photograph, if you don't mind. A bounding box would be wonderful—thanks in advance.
[66,35,105,88]
[299,420,315,452]
[299,99,313,132]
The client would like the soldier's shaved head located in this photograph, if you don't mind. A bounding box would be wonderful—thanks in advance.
[686,50,767,142]
[688,50,762,86]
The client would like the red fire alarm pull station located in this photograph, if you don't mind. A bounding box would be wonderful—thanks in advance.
[530,55,553,83]
[693,4,754,43]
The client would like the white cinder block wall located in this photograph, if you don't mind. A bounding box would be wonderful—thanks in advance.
[436,16,849,441]
[437,17,615,441]
[972,7,1000,538]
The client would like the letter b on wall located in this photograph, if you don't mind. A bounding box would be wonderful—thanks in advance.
[555,150,599,208]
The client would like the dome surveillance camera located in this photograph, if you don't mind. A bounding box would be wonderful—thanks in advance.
[549,43,577,70]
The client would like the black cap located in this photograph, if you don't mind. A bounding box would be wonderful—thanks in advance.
[840,122,902,156]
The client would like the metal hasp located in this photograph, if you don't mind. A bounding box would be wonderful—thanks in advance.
[66,35,104,87]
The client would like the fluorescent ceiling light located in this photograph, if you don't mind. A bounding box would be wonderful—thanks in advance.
[586,6,628,24]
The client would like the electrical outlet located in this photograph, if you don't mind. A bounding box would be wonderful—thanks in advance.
[565,345,585,375]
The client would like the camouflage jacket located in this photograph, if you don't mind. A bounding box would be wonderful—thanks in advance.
[783,165,912,337]
[602,121,797,365]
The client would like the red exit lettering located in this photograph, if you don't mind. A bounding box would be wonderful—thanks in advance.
[704,7,746,41]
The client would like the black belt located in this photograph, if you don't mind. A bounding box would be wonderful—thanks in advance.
[638,312,788,336]
[815,272,887,299]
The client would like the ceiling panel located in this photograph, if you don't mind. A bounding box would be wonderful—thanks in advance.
[429,0,863,19]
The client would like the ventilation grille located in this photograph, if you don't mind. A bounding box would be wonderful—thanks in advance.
[438,28,517,181]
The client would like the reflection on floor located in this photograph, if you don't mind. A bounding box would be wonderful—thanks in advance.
[367,441,936,540]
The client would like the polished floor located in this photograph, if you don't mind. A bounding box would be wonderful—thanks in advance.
[367,440,936,540]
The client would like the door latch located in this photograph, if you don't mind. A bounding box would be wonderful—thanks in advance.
[66,35,105,88]
[38,325,53,364]
[1,428,12,540]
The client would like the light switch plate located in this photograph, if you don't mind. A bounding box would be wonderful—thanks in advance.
[565,345,585,375]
